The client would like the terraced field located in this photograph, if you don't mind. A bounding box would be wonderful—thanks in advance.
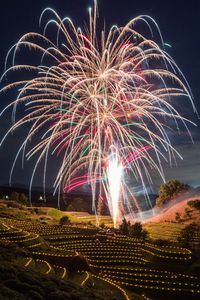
[0,217,200,300]
[145,222,200,248]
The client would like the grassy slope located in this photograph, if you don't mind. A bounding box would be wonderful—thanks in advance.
[0,200,113,225]
[145,197,200,224]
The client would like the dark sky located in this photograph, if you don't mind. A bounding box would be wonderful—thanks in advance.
[0,0,200,191]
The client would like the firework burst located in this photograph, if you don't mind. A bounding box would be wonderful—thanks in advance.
[0,0,196,226]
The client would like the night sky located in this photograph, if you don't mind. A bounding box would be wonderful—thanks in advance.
[0,0,200,191]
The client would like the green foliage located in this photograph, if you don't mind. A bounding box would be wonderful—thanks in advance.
[175,212,182,223]
[10,192,19,202]
[129,222,149,241]
[177,222,199,249]
[18,193,28,205]
[34,208,39,214]
[59,215,70,226]
[9,192,28,206]
[153,239,173,247]
[119,219,148,241]
[48,208,64,218]
[99,222,105,228]
[188,199,200,211]
[119,218,130,235]
[184,207,192,219]
[156,179,190,206]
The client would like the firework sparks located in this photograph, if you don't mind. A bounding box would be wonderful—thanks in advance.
[105,146,123,228]
[0,0,196,227]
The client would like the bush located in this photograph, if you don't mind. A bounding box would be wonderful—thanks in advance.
[129,222,149,241]
[47,291,71,300]
[184,207,192,219]
[188,199,200,211]
[27,290,43,300]
[0,283,23,300]
[153,239,173,247]
[175,212,182,223]
[119,218,130,235]
[10,192,20,202]
[119,219,149,241]
[99,222,105,228]
[6,201,23,209]
[156,179,190,206]
[177,222,200,249]
[35,208,40,214]
[18,193,28,206]
[59,215,70,226]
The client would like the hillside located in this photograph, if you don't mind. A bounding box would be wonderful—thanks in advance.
[146,197,200,224]
[0,199,200,300]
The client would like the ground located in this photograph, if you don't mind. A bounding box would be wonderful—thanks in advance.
[0,199,200,300]
[145,197,200,224]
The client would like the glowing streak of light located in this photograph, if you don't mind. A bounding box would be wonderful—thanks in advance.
[106,147,123,228]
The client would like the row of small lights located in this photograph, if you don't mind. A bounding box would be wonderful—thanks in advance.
[0,222,10,231]
[52,240,98,246]
[19,243,200,285]
[142,248,191,261]
[102,273,199,288]
[1,218,72,231]
[57,240,141,249]
[60,245,141,254]
[18,233,40,244]
[9,218,192,258]
[44,233,82,241]
[0,231,30,241]
[3,218,80,229]
[24,257,33,267]
[1,218,198,298]
[63,248,141,256]
[88,258,146,265]
[52,238,142,247]
[93,274,131,300]
[2,219,198,262]
[1,220,194,265]
[89,264,199,279]
[83,253,142,260]
[32,251,74,258]
[26,242,43,249]
[101,269,192,280]
[48,244,75,255]
[46,234,94,241]
[52,264,67,279]
[145,242,191,255]
[3,219,98,235]
[35,258,52,275]
[0,227,22,236]
[80,271,90,286]
[55,239,190,262]
[0,227,42,247]
[104,276,200,295]
[24,256,68,280]
[42,230,76,238]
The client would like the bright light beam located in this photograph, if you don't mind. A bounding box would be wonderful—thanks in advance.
[106,146,123,228]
